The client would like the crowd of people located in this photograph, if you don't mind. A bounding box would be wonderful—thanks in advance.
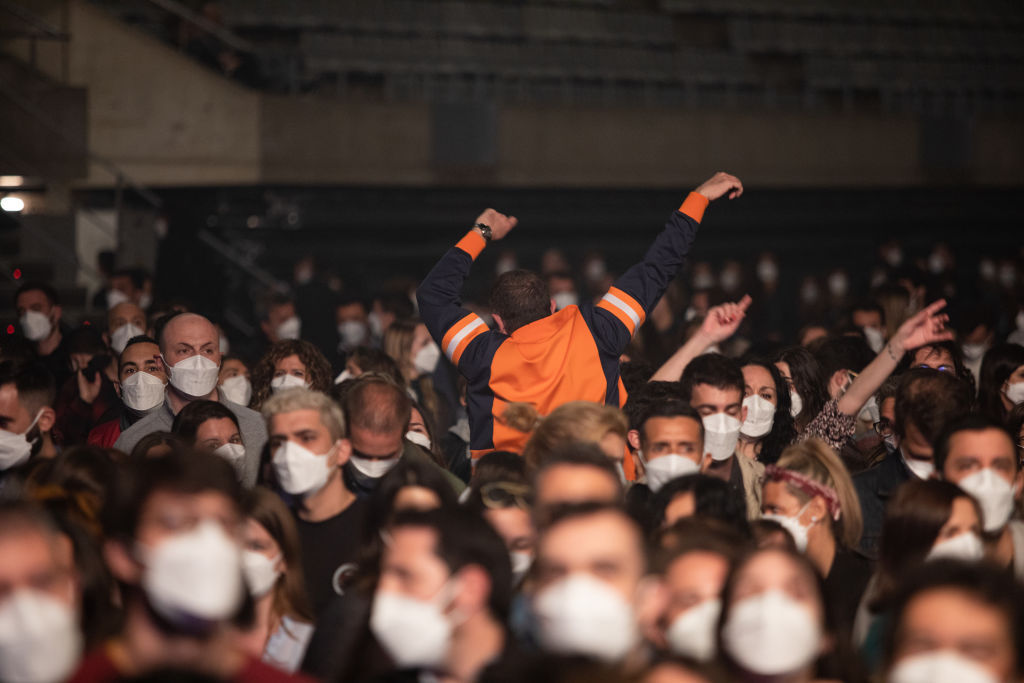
[1,170,1024,683]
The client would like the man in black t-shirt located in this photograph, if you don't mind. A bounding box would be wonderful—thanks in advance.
[262,387,366,616]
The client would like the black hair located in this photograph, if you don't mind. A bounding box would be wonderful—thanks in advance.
[740,359,798,465]
[623,381,691,432]
[171,400,241,445]
[101,449,242,541]
[773,346,828,429]
[651,516,751,573]
[390,508,513,621]
[934,413,1017,476]
[470,450,529,489]
[119,335,161,366]
[978,343,1024,422]
[679,353,744,403]
[882,560,1024,677]
[14,281,59,307]
[0,359,56,414]
[849,299,886,325]
[647,473,751,538]
[536,500,646,573]
[533,442,621,492]
[129,431,187,460]
[809,335,874,381]
[64,327,108,356]
[364,456,460,544]
[893,368,972,441]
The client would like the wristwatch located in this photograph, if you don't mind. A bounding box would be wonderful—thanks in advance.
[474,223,493,241]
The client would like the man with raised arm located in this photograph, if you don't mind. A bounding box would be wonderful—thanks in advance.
[416,172,743,461]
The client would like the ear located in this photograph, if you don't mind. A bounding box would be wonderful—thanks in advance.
[699,452,711,472]
[828,369,849,398]
[627,429,641,452]
[36,406,56,434]
[333,438,352,468]
[451,564,491,619]
[550,299,557,314]
[1014,468,1024,500]
[104,539,142,584]
[103,332,111,348]
[741,405,748,423]
[806,496,828,524]
[52,305,63,323]
[634,575,669,651]
[491,314,508,335]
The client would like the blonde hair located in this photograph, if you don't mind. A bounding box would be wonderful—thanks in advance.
[261,388,346,441]
[774,438,863,549]
[514,401,628,470]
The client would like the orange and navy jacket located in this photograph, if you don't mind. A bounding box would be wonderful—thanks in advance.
[417,192,709,460]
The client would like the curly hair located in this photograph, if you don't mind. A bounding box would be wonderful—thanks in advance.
[250,340,333,410]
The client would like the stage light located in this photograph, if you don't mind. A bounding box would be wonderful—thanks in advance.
[0,196,25,212]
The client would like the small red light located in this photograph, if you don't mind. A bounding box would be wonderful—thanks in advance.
[5,324,13,334]
[83,320,91,326]
[12,268,21,279]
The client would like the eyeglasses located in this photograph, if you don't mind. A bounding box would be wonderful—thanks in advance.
[873,418,895,437]
[916,364,954,373]
[479,482,532,510]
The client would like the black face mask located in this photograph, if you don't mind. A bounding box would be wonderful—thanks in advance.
[343,462,382,500]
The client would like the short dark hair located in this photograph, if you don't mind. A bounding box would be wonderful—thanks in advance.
[0,360,56,414]
[623,381,689,431]
[849,300,885,324]
[390,508,513,621]
[883,560,1024,677]
[533,442,621,491]
[652,516,750,573]
[635,400,704,447]
[343,375,412,435]
[679,353,744,403]
[171,400,241,444]
[934,414,1016,475]
[64,327,108,357]
[111,268,146,290]
[102,449,242,541]
[809,335,874,379]
[648,473,750,537]
[365,457,460,542]
[537,501,646,573]
[119,335,160,368]
[14,281,59,307]
[893,368,972,441]
[260,293,294,321]
[489,270,551,334]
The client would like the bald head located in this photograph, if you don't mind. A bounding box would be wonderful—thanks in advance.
[160,313,221,367]
[344,378,411,436]
[108,302,146,333]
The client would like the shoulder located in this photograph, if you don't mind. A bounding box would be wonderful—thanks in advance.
[237,657,318,682]
[114,412,163,447]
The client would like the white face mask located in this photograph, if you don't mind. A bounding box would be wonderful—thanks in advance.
[219,334,230,355]
[741,395,776,439]
[901,451,935,480]
[413,342,441,375]
[722,589,821,676]
[761,502,814,553]
[863,326,885,353]
[789,390,803,418]
[367,312,384,338]
[334,369,354,385]
[0,409,43,471]
[800,282,820,305]
[120,371,167,412]
[702,413,741,462]
[642,453,700,493]
[370,587,454,670]
[349,453,400,479]
[242,550,281,598]
[405,430,432,450]
[273,440,334,497]
[511,551,532,586]
[219,375,252,406]
[140,520,244,623]
[110,322,146,354]
[958,468,1016,533]
[138,292,153,310]
[533,573,637,663]
[270,374,309,393]
[0,589,83,683]
[858,395,881,425]
[552,292,579,311]
[214,442,246,466]
[337,320,368,348]
[276,316,301,341]
[961,343,988,362]
[666,598,721,662]
[164,354,220,398]
[756,260,778,284]
[720,270,741,292]
[106,288,131,309]
[889,651,1000,683]
[19,310,53,342]
[926,531,985,563]
[496,256,517,276]
[1005,381,1024,406]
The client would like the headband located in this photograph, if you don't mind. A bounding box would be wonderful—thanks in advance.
[764,465,842,521]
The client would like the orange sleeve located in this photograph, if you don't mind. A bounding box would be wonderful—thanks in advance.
[455,230,487,261]
[678,192,709,223]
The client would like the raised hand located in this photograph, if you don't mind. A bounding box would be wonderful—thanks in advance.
[699,294,753,344]
[894,299,954,351]
[694,172,744,201]
[474,209,518,241]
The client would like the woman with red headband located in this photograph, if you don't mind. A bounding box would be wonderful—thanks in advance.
[760,437,870,636]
